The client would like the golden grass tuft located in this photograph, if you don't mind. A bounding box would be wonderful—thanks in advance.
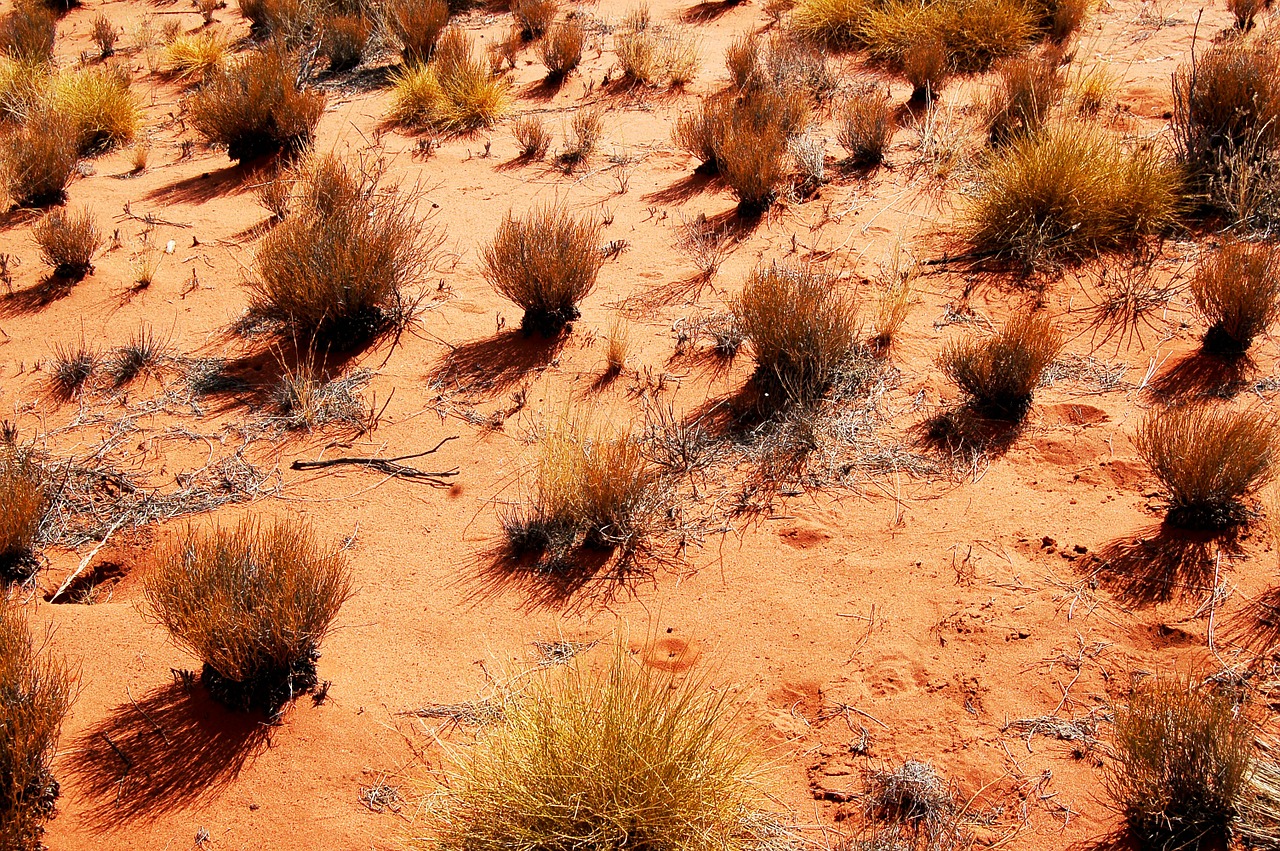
[33,206,102,280]
[940,310,1062,421]
[963,122,1182,264]
[90,13,117,58]
[144,517,352,716]
[788,0,872,48]
[161,30,229,81]
[0,56,49,122]
[188,44,325,162]
[1136,404,1279,530]
[511,114,551,158]
[482,204,603,336]
[539,18,585,80]
[734,263,859,406]
[0,595,72,849]
[0,109,79,207]
[0,441,46,582]
[614,6,699,87]
[1191,240,1280,357]
[389,28,511,131]
[604,316,629,374]
[1105,677,1255,850]
[50,66,140,153]
[426,641,759,851]
[860,0,1038,74]
[836,86,894,165]
[387,0,450,64]
[512,0,557,40]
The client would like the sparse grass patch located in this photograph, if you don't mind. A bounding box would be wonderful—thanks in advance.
[90,14,117,58]
[1191,240,1280,357]
[161,30,228,81]
[864,760,962,849]
[0,57,49,122]
[0,595,72,849]
[0,109,78,206]
[0,2,56,64]
[1135,404,1279,530]
[558,105,602,170]
[482,204,603,336]
[188,44,325,162]
[238,0,317,42]
[1105,677,1254,850]
[837,87,893,166]
[512,0,557,40]
[389,28,511,131]
[613,6,699,87]
[108,325,170,386]
[0,442,47,582]
[387,0,450,64]
[539,18,584,80]
[939,309,1061,421]
[272,362,371,431]
[144,517,352,716]
[33,206,101,279]
[604,316,629,375]
[48,340,97,400]
[733,263,859,407]
[963,122,1182,265]
[983,52,1065,144]
[512,114,551,159]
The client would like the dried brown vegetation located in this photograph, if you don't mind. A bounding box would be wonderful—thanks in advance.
[319,13,371,72]
[984,52,1066,144]
[1191,240,1280,357]
[539,18,585,80]
[0,110,79,207]
[837,87,894,166]
[0,2,56,64]
[939,310,1062,421]
[0,441,46,582]
[33,206,101,280]
[388,0,451,63]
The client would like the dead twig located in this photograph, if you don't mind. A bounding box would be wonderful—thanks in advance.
[289,436,460,484]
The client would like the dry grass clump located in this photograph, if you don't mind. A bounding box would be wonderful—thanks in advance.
[144,518,352,716]
[788,0,871,48]
[0,2,56,64]
[864,760,962,850]
[963,123,1181,265]
[1136,404,1279,530]
[1191,240,1280,357]
[237,0,317,42]
[613,6,699,87]
[512,0,557,39]
[558,105,603,169]
[319,14,371,72]
[0,596,72,850]
[984,52,1066,144]
[0,110,79,207]
[249,152,437,344]
[107,324,170,386]
[863,0,1038,73]
[387,0,450,63]
[539,18,585,80]
[389,27,512,131]
[1227,0,1265,29]
[0,57,49,122]
[482,205,603,336]
[427,642,758,851]
[604,317,629,375]
[1105,677,1254,850]
[733,263,859,407]
[940,310,1062,421]
[33,206,101,280]
[837,87,894,166]
[161,30,229,81]
[90,13,117,58]
[512,114,551,159]
[0,442,46,582]
[50,66,140,153]
[49,340,97,400]
[188,44,325,163]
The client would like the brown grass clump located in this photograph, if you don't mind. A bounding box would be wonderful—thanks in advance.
[51,66,140,153]
[539,18,584,80]
[900,34,948,102]
[188,44,324,162]
[558,105,603,169]
[237,0,317,42]
[734,263,859,406]
[319,13,371,72]
[0,110,79,207]
[389,28,511,131]
[1135,404,1279,530]
[144,517,352,716]
[1227,0,1265,29]
[1031,0,1091,41]
[33,206,101,280]
[249,152,438,344]
[1105,677,1255,850]
[1191,240,1280,357]
[964,123,1182,265]
[864,760,963,848]
[512,0,557,39]
[0,595,72,849]
[613,6,699,87]
[837,87,894,165]
[0,441,46,582]
[718,118,790,213]
[0,57,48,122]
[940,310,1062,421]
[604,317,629,375]
[387,0,450,64]
[0,2,56,64]
[161,30,228,82]
[90,13,117,58]
[512,114,551,159]
[482,205,603,336]
[984,52,1066,144]
[725,31,760,88]
[49,340,97,400]
[427,641,758,851]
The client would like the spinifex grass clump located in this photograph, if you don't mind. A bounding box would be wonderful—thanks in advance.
[50,65,139,154]
[732,263,859,408]
[482,204,602,337]
[939,310,1062,421]
[1191,240,1280,358]
[33,206,101,280]
[1135,404,1279,531]
[0,110,78,207]
[143,518,352,716]
[188,44,325,162]
[389,27,511,131]
[0,1,55,64]
[0,439,46,583]
[0,596,72,851]
[248,152,438,345]
[1105,677,1255,851]
[427,642,760,851]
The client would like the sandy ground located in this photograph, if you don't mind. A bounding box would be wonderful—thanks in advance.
[3,0,1279,847]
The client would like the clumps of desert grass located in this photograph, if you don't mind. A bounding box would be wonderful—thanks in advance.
[837,87,894,166]
[90,13,117,58]
[0,440,47,582]
[613,5,700,88]
[144,517,352,716]
[160,30,229,82]
[0,1,56,64]
[539,18,585,80]
[0,57,48,122]
[389,27,512,131]
[1227,0,1265,29]
[603,317,629,375]
[188,44,325,162]
[1135,404,1279,530]
[1173,39,1280,227]
[983,51,1066,144]
[0,110,79,206]
[48,340,97,400]
[1191,240,1280,358]
[863,760,963,850]
[387,0,450,63]
[557,105,603,170]
[733,263,860,408]
[963,122,1182,266]
[1104,677,1254,851]
[248,151,439,345]
[33,206,101,280]
[0,595,73,849]
[482,204,603,337]
[107,325,171,386]
[319,13,372,72]
[512,114,551,159]
[512,0,557,40]
[939,310,1061,422]
[870,254,916,351]
[272,361,372,431]
[237,0,317,42]
[426,641,759,851]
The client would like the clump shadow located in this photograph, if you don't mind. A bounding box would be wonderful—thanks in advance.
[1147,350,1252,400]
[917,406,1025,461]
[1087,523,1243,607]
[427,330,565,398]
